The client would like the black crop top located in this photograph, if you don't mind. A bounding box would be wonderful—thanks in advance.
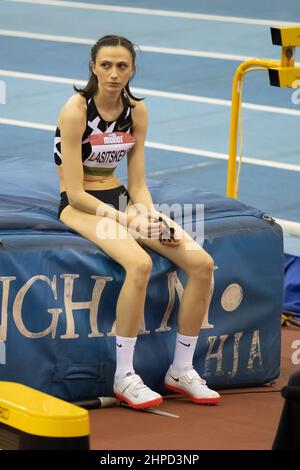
[54,96,136,177]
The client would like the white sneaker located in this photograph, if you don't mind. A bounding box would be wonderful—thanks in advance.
[114,373,163,409]
[165,366,221,405]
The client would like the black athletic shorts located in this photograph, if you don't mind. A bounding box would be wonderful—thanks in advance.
[57,185,130,219]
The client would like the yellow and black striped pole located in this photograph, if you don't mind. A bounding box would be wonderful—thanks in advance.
[227,25,300,199]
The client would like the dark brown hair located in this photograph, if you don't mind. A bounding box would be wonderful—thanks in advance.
[73,35,143,108]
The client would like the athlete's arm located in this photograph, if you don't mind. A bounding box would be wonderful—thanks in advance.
[127,100,155,215]
[127,100,179,245]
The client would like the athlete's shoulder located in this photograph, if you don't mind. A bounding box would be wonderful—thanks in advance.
[129,97,147,113]
[58,93,87,128]
[130,98,148,129]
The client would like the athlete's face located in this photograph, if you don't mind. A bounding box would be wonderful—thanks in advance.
[92,46,135,93]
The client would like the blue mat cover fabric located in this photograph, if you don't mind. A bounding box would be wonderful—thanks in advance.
[0,156,283,400]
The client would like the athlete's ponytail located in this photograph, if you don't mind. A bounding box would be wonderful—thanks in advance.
[73,35,143,108]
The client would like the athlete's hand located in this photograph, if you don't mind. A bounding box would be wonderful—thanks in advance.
[127,212,163,240]
[156,214,181,247]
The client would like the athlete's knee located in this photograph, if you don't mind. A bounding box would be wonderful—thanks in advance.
[185,253,214,280]
[126,256,153,283]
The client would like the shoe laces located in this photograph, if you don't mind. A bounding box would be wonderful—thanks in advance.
[192,376,207,386]
[188,370,207,387]
[128,374,150,394]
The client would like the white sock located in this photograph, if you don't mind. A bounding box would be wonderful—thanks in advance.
[115,335,137,381]
[171,333,198,374]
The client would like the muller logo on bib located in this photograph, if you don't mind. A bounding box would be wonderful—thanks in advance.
[104,134,123,144]
[89,132,135,148]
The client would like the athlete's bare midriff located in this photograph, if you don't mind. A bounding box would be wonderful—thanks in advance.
[55,164,123,193]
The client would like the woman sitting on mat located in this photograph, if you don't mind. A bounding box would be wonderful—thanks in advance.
[54,34,220,409]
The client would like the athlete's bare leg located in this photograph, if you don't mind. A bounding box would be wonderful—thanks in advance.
[60,205,152,337]
[127,209,214,336]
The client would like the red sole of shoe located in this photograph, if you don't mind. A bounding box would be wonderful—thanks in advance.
[114,392,163,410]
[165,383,221,405]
